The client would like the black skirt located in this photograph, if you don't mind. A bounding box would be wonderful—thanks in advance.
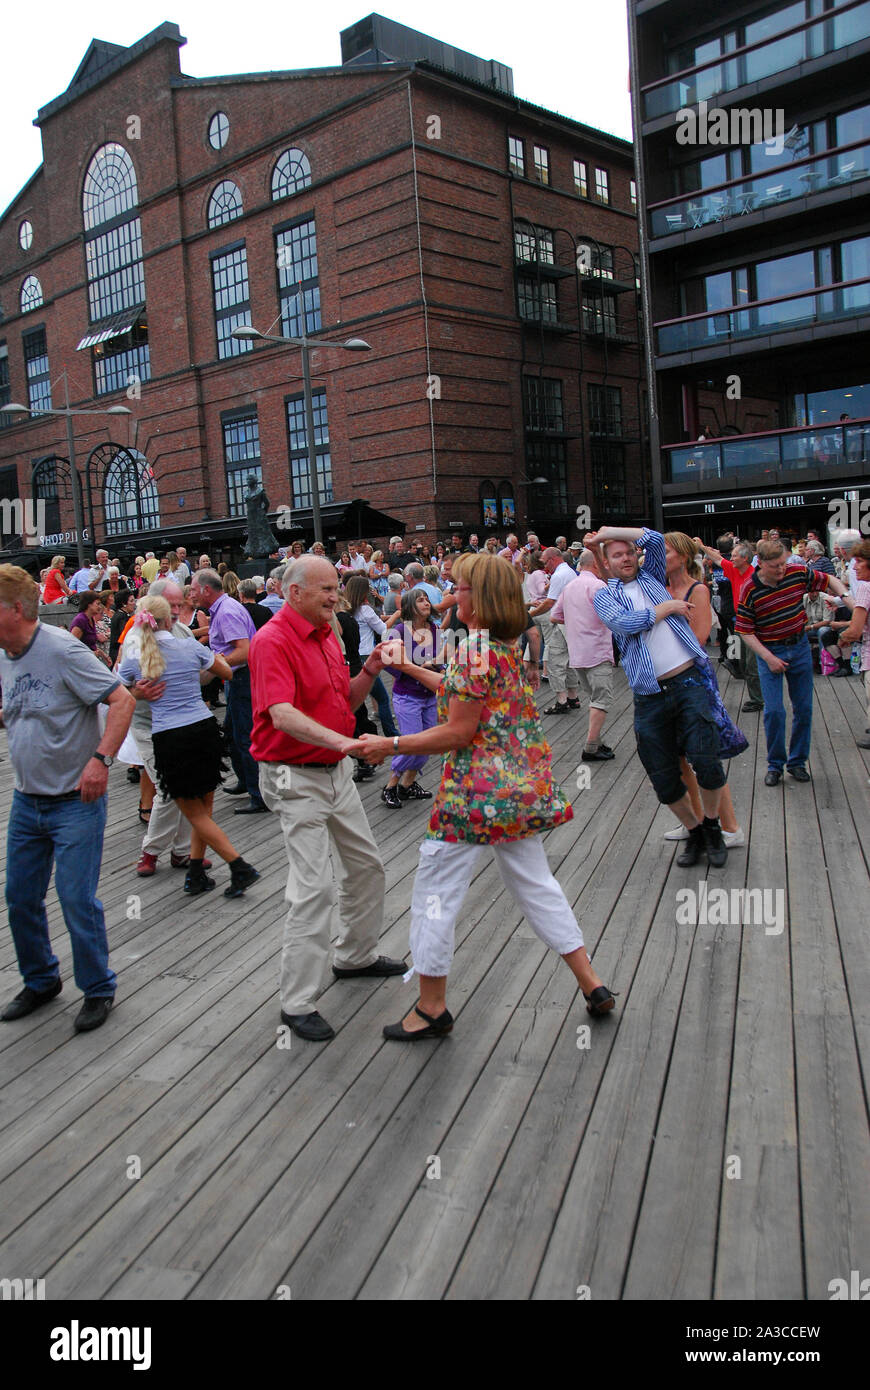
[151,716,229,801]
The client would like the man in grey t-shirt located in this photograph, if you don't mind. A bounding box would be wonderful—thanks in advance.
[0,565,135,1033]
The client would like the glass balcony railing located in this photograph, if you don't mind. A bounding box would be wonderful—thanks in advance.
[649,141,870,238]
[662,418,870,484]
[656,278,870,355]
[643,1,870,121]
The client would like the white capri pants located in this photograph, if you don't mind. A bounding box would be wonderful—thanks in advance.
[407,835,584,979]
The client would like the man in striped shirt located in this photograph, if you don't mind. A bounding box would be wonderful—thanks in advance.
[736,539,852,785]
[590,526,728,868]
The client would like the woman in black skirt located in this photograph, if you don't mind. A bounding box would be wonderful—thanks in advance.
[118,594,260,898]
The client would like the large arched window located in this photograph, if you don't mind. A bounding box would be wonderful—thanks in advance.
[101,447,160,537]
[20,275,43,313]
[82,144,145,322]
[271,148,311,201]
[208,180,243,229]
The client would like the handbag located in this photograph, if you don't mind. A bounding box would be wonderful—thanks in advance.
[695,658,749,759]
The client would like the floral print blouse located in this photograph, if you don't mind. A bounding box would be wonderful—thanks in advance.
[427,636,573,843]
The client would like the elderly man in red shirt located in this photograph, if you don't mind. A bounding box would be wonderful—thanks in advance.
[249,556,405,1042]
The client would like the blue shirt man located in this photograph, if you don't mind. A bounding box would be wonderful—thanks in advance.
[589,527,728,869]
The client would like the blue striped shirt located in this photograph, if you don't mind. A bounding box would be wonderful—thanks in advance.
[592,529,707,695]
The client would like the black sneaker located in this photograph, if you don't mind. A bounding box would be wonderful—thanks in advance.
[1,978,63,1021]
[184,868,216,895]
[397,781,433,800]
[702,818,727,868]
[381,786,403,809]
[676,825,705,867]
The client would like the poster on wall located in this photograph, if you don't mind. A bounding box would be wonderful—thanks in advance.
[483,497,498,527]
[501,495,516,527]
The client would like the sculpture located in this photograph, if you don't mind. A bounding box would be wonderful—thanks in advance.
[243,474,279,557]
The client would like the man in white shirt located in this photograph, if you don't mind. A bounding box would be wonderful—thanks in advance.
[347,542,368,572]
[529,547,582,713]
[174,547,191,583]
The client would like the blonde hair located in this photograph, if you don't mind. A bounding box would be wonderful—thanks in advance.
[0,564,40,620]
[51,554,66,570]
[756,539,786,562]
[134,594,171,680]
[452,552,528,641]
[664,531,704,583]
[222,571,240,598]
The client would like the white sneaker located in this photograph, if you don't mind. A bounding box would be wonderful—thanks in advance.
[663,826,690,841]
[722,828,745,848]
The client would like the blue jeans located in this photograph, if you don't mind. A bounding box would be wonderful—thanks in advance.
[5,790,115,997]
[633,669,726,805]
[224,664,264,805]
[755,635,813,771]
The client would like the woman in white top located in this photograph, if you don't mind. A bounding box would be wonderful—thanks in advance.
[345,573,399,738]
[118,594,260,899]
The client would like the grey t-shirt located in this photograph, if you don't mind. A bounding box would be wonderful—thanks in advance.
[0,622,119,795]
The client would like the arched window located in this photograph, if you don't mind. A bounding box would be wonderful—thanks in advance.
[271,148,311,201]
[101,447,160,537]
[81,145,149,391]
[208,181,243,229]
[20,275,43,313]
[82,143,138,231]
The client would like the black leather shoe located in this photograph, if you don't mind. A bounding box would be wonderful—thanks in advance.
[787,766,811,782]
[74,996,113,1032]
[584,986,617,1017]
[1,978,62,1021]
[676,825,705,867]
[856,737,870,749]
[233,801,268,814]
[702,819,728,868]
[280,1010,335,1042]
[581,746,615,761]
[742,700,764,712]
[383,1005,453,1040]
[764,770,782,786]
[222,781,247,795]
[333,955,406,979]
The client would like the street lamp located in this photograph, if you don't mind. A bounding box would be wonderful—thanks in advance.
[231,323,370,544]
[5,392,132,568]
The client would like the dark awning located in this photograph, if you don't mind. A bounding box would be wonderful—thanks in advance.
[76,307,144,351]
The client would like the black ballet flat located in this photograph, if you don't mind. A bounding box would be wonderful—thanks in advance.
[584,986,617,1017]
[383,1005,454,1041]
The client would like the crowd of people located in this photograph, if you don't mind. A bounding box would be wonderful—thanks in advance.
[0,517,867,1039]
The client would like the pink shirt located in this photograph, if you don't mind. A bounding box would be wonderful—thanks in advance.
[525,569,548,604]
[550,571,613,668]
[499,546,525,569]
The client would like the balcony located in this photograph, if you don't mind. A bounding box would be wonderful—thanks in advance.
[655,278,870,357]
[662,417,870,485]
[649,139,870,239]
[642,0,870,121]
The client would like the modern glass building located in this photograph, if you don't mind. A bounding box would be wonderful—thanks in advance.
[628,0,870,541]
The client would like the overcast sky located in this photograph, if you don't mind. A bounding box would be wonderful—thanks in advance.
[0,0,632,217]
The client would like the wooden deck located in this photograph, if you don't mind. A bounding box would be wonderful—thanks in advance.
[1,664,868,1302]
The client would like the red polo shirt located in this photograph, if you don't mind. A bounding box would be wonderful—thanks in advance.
[249,602,354,764]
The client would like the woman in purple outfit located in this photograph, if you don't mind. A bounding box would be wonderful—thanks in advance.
[380,588,440,809]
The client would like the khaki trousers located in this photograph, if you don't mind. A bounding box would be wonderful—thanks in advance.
[259,759,386,1015]
[544,622,579,696]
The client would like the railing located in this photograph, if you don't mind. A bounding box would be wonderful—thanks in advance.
[649,139,870,238]
[642,1,870,120]
[655,278,870,355]
[662,418,870,483]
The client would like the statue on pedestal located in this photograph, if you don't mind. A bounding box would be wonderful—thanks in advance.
[243,474,279,558]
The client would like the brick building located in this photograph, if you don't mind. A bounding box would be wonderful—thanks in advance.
[0,16,647,564]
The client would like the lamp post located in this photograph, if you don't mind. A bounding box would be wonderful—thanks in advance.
[231,323,370,545]
[5,382,131,568]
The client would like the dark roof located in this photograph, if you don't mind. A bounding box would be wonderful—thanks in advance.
[35,22,186,126]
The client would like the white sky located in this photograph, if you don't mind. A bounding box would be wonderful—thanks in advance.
[0,0,632,217]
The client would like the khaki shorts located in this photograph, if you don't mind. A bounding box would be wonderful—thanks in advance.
[573,661,614,710]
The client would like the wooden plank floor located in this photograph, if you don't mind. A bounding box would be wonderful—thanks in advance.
[1,663,868,1301]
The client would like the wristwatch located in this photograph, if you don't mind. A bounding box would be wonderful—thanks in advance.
[93,753,114,768]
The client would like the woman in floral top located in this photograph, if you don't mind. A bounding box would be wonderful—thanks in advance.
[355,552,615,1040]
